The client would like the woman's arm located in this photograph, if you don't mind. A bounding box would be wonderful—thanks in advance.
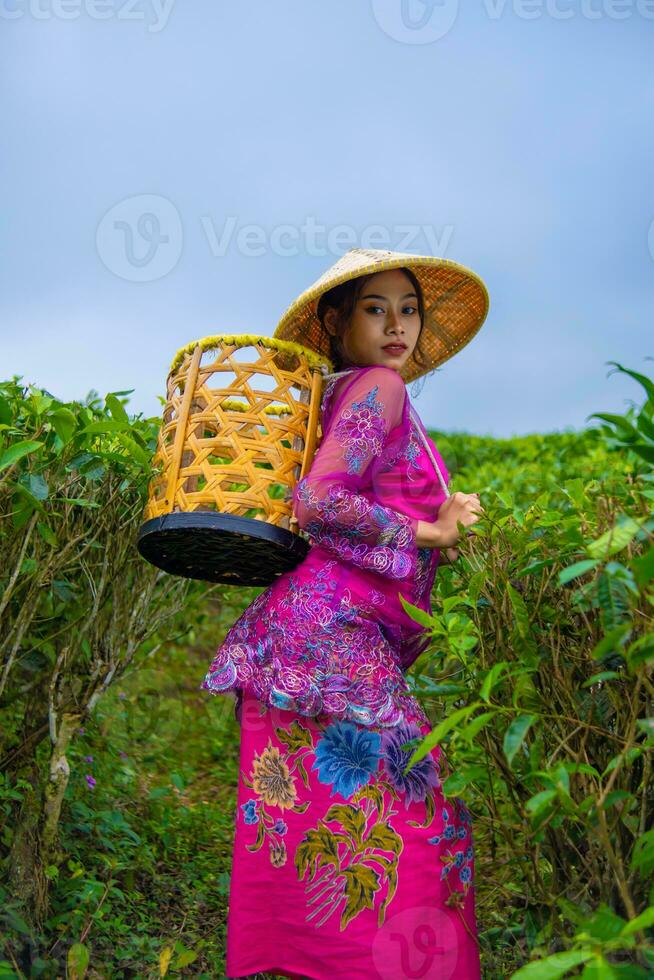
[292,365,421,580]
[416,519,449,548]
[418,493,485,548]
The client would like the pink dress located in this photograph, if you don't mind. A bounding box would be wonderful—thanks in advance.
[202,364,481,980]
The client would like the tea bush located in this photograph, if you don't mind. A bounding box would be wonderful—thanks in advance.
[405,361,654,977]
[0,362,652,978]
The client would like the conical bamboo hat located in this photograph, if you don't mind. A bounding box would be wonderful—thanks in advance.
[273,247,490,383]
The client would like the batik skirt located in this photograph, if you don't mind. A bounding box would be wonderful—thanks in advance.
[224,688,481,980]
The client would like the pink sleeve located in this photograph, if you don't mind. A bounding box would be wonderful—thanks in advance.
[292,365,420,580]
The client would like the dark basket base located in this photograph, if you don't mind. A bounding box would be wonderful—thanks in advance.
[137,511,310,586]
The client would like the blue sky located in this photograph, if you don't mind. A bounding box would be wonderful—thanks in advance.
[1,0,653,438]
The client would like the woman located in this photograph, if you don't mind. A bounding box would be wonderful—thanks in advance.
[203,247,490,980]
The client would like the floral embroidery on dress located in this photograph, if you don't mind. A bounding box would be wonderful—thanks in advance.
[319,375,340,415]
[296,795,404,931]
[312,720,382,798]
[379,722,441,806]
[332,384,387,476]
[238,708,474,930]
[202,560,430,729]
[401,422,423,481]
[414,546,435,602]
[428,799,475,909]
[240,719,314,869]
[293,371,429,594]
[294,479,417,580]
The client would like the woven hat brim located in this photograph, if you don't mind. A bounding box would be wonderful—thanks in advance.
[272,251,490,384]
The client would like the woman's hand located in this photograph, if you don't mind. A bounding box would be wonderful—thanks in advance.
[416,492,484,550]
[437,491,484,547]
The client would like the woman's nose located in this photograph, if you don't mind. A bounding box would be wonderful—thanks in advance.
[386,310,404,332]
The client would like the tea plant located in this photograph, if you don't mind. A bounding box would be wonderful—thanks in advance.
[405,361,654,977]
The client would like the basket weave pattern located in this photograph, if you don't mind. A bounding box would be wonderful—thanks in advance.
[143,336,330,532]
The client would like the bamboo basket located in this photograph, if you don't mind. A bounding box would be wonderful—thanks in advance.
[137,334,333,586]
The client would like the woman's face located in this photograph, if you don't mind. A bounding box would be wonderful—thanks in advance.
[323,268,421,373]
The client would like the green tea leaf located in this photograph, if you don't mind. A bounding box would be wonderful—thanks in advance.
[558,559,598,585]
[620,906,654,937]
[49,407,77,444]
[503,714,536,767]
[507,582,530,637]
[407,705,479,766]
[0,440,44,472]
[511,948,593,978]
[480,662,510,703]
[67,942,89,980]
[587,515,645,560]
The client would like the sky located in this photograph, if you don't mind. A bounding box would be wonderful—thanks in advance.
[1,0,653,438]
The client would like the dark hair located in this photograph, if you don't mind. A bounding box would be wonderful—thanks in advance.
[315,266,431,377]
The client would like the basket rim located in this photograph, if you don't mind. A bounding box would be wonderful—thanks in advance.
[169,333,334,376]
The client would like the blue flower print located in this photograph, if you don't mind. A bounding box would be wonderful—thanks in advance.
[428,801,475,893]
[241,798,259,825]
[380,722,441,807]
[272,818,288,835]
[312,720,381,799]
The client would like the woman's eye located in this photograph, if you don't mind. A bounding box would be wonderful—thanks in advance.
[365,304,417,315]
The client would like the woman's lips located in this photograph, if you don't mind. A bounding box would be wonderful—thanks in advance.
[382,345,407,353]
